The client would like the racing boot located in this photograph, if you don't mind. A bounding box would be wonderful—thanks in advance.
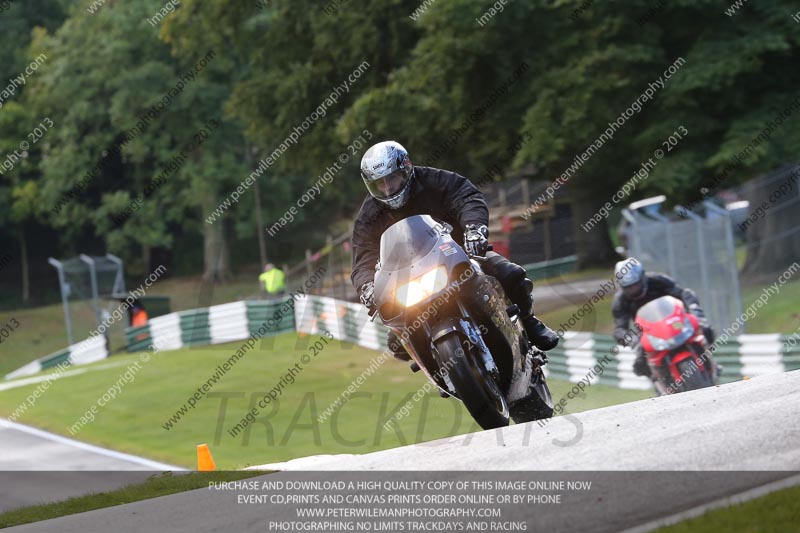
[517,281,559,351]
[520,313,559,351]
[387,330,411,362]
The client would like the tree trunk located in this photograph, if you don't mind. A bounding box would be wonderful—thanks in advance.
[247,143,268,266]
[741,171,800,280]
[19,229,29,303]
[570,189,617,269]
[142,245,151,275]
[253,173,268,267]
[203,195,231,282]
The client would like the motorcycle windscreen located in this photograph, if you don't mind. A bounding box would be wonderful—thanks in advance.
[636,295,683,324]
[379,215,442,271]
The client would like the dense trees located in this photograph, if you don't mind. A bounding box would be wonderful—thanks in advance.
[1,0,799,295]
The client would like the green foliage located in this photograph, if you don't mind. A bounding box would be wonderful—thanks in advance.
[3,0,800,278]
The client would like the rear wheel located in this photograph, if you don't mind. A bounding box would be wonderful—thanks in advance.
[433,333,509,430]
[510,365,554,424]
[675,358,713,392]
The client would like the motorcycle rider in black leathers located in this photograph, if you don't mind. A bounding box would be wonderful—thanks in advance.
[612,257,716,377]
[351,140,559,361]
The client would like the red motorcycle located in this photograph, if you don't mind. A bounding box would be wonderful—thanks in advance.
[634,295,718,395]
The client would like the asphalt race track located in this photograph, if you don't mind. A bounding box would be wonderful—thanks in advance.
[6,371,799,532]
[249,369,800,471]
[0,420,183,512]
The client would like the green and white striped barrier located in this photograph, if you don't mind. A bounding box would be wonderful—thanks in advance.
[294,296,800,390]
[5,334,108,380]
[294,295,388,352]
[7,295,799,387]
[124,299,296,353]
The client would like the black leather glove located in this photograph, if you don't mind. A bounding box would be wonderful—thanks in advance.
[614,328,632,347]
[359,282,376,315]
[702,326,716,346]
[464,224,489,257]
[688,303,708,327]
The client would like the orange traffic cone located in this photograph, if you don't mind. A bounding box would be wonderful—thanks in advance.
[197,443,216,471]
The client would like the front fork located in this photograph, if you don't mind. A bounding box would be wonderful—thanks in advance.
[429,313,495,395]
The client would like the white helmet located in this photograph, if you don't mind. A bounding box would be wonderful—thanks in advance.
[360,141,413,209]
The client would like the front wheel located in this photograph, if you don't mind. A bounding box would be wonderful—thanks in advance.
[674,358,713,392]
[433,333,509,430]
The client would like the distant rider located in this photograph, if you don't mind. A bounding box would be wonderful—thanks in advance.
[612,257,716,377]
[351,140,559,361]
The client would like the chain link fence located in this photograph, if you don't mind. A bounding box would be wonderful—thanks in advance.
[623,201,742,334]
[736,162,800,284]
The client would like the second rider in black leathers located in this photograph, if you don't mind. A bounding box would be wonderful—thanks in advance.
[612,257,716,376]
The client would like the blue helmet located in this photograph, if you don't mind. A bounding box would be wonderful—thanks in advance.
[615,257,647,299]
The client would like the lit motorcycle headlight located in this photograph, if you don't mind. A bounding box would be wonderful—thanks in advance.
[395,266,448,307]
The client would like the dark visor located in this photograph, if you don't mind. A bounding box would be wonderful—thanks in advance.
[622,281,644,298]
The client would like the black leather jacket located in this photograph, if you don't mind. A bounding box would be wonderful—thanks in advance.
[350,166,488,293]
[611,273,701,345]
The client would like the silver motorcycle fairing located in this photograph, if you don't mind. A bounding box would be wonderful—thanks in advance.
[372,214,533,405]
[373,215,468,324]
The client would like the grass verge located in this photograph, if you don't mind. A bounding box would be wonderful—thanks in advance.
[655,485,800,533]
[0,333,649,469]
[0,471,266,529]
